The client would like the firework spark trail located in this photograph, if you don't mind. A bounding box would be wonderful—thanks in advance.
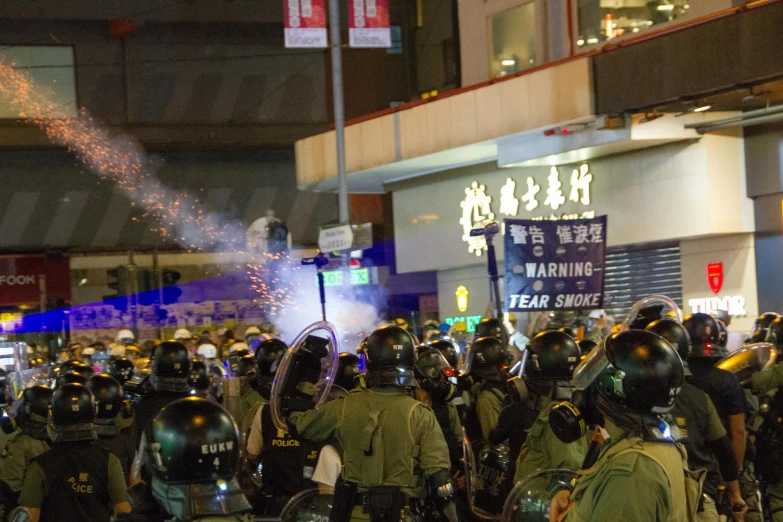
[0,61,384,346]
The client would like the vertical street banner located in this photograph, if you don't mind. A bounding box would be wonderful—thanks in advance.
[504,216,607,312]
[349,0,391,48]
[284,0,328,48]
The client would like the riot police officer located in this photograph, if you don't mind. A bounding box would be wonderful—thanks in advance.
[684,313,749,489]
[0,386,52,517]
[86,374,135,481]
[475,317,504,340]
[107,357,135,388]
[548,330,700,521]
[648,319,747,521]
[231,354,261,431]
[131,341,192,450]
[288,325,457,522]
[19,383,131,521]
[142,397,252,521]
[513,330,587,484]
[188,360,212,399]
[463,336,509,442]
[749,312,780,343]
[334,352,361,394]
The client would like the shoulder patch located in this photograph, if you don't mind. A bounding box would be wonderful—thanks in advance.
[607,450,642,476]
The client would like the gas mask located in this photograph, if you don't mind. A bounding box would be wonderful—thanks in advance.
[548,385,603,444]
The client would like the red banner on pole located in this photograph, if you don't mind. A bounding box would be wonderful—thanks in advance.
[348,0,391,48]
[284,0,328,48]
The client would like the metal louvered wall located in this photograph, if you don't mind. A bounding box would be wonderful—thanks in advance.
[601,242,683,320]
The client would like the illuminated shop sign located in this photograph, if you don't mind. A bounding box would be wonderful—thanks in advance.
[444,315,482,332]
[318,268,371,287]
[688,296,747,317]
[455,285,469,312]
[460,164,595,255]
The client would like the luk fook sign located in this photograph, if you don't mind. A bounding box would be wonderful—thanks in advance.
[349,0,391,48]
[284,0,328,48]
[504,216,607,311]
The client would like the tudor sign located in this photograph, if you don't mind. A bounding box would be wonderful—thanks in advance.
[0,256,71,307]
[707,262,723,294]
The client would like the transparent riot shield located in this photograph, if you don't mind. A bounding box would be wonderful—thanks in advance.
[7,507,30,522]
[463,427,509,520]
[271,321,340,434]
[279,488,334,522]
[501,469,578,522]
[717,342,777,386]
[240,401,264,488]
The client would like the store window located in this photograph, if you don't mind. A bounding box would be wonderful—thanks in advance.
[575,0,691,47]
[489,3,537,79]
[0,46,77,118]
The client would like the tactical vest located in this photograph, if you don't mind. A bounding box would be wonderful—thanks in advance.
[94,420,136,481]
[35,442,113,522]
[260,404,318,496]
[564,435,703,522]
[464,381,506,443]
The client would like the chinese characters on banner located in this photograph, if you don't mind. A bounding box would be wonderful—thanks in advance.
[504,216,607,311]
[349,0,392,48]
[284,0,328,48]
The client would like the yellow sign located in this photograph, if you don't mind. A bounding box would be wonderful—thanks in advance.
[456,285,469,312]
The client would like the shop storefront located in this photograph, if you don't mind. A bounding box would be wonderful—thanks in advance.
[389,126,758,333]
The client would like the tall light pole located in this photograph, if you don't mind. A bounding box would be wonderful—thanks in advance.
[329,0,350,226]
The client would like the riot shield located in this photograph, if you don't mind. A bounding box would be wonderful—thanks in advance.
[279,488,334,522]
[463,427,510,520]
[717,342,777,386]
[270,321,339,434]
[7,507,31,522]
[501,469,578,522]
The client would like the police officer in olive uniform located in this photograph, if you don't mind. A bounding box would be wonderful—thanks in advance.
[549,330,702,521]
[648,319,747,521]
[0,386,52,517]
[463,337,509,442]
[19,383,131,522]
[245,338,322,516]
[142,397,252,521]
[188,360,212,399]
[289,325,457,522]
[513,330,588,484]
[86,374,136,482]
[231,354,262,432]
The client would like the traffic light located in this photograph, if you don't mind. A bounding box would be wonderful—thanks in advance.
[161,269,182,305]
[137,269,157,306]
[105,267,129,297]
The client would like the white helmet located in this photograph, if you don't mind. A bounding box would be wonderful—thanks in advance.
[174,328,192,341]
[245,326,261,339]
[116,329,135,342]
[109,344,126,357]
[81,347,96,356]
[230,341,249,353]
[197,344,218,359]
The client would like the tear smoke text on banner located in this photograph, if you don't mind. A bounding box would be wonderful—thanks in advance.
[349,0,391,48]
[284,0,328,48]
[504,216,607,311]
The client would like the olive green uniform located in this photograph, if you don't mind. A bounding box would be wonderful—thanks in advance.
[476,387,504,440]
[235,389,264,434]
[752,364,783,521]
[560,419,701,522]
[514,397,590,484]
[290,386,451,521]
[0,431,49,492]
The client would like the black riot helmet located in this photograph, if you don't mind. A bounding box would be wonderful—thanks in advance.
[558,327,578,340]
[429,339,459,369]
[108,357,135,386]
[715,320,728,348]
[363,325,417,388]
[768,317,783,358]
[596,330,683,416]
[231,354,257,378]
[475,318,504,340]
[683,313,722,359]
[646,319,691,360]
[188,361,211,391]
[86,374,124,420]
[525,331,581,381]
[50,383,97,442]
[577,339,597,358]
[414,348,451,395]
[153,341,191,379]
[228,347,251,370]
[254,338,288,378]
[334,353,360,392]
[750,312,780,343]
[16,385,53,430]
[56,372,87,388]
[150,397,240,483]
[64,361,94,380]
[467,336,507,379]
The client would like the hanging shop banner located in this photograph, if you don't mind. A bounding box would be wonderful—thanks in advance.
[284,0,328,48]
[504,216,607,312]
[348,0,391,48]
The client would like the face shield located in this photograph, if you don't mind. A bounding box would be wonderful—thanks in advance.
[716,342,777,386]
[573,294,682,390]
